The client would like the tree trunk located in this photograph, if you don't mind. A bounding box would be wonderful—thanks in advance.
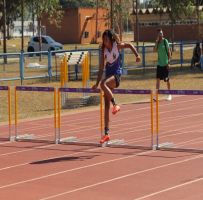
[135,0,139,46]
[110,0,114,29]
[6,21,10,39]
[95,0,98,43]
[196,0,200,40]
[3,0,7,64]
[119,0,122,41]
[38,17,42,61]
[21,0,24,51]
[170,21,175,51]
[32,1,35,36]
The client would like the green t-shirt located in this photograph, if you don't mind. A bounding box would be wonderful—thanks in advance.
[157,39,169,66]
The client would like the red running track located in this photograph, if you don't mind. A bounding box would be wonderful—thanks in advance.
[0,95,202,200]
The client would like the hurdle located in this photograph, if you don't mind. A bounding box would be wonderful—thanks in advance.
[57,88,154,150]
[156,89,203,153]
[0,86,12,140]
[60,51,90,88]
[59,51,90,107]
[14,86,57,143]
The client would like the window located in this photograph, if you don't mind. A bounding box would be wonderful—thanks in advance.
[33,37,39,42]
[84,32,89,38]
[42,37,48,44]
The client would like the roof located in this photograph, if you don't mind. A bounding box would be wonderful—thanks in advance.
[131,6,203,15]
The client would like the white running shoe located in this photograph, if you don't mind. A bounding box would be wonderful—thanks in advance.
[167,95,172,101]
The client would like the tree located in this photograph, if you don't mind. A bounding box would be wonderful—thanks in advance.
[151,0,195,42]
[0,0,21,61]
[98,0,132,40]
[26,0,62,58]
[60,0,95,8]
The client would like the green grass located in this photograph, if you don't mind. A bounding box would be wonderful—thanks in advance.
[1,66,203,123]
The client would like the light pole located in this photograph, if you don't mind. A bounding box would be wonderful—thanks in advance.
[133,0,139,46]
[110,0,113,29]
[119,0,122,41]
[21,0,24,51]
[3,0,7,64]
[95,0,99,43]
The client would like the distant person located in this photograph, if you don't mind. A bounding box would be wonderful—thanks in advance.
[191,42,201,68]
[92,29,141,144]
[154,29,172,101]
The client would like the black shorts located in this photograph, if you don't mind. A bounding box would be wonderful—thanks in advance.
[156,65,169,82]
[106,74,121,88]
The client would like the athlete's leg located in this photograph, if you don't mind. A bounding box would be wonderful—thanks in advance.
[100,76,117,104]
[100,76,120,115]
[104,95,110,134]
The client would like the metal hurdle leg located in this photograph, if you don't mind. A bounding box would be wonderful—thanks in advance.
[8,87,12,141]
[14,87,18,140]
[156,89,159,150]
[0,86,12,141]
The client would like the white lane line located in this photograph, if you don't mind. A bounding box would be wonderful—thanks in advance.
[0,136,202,192]
[0,129,202,173]
[39,154,203,200]
[133,177,203,200]
[0,150,154,190]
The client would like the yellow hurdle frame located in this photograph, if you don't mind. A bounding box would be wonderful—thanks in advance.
[14,87,57,142]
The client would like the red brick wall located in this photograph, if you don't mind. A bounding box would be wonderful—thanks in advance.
[42,8,80,44]
[79,8,109,44]
[137,24,203,42]
[42,8,108,44]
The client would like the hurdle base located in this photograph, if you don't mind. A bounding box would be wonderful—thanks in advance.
[153,142,174,150]
[102,139,125,147]
[60,136,78,143]
[60,141,102,147]
[15,134,55,144]
[15,134,35,140]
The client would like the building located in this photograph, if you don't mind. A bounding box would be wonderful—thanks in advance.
[42,8,109,44]
[9,21,38,37]
[132,7,203,42]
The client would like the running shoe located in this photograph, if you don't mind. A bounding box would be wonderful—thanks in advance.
[100,135,110,144]
[112,105,120,115]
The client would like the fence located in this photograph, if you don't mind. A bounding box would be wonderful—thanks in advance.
[0,41,198,83]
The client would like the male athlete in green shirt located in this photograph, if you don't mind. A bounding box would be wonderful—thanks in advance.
[154,29,172,101]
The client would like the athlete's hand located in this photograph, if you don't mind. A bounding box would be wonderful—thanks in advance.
[92,84,98,90]
[136,56,141,63]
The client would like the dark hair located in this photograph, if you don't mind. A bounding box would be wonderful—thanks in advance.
[157,28,162,32]
[102,29,120,50]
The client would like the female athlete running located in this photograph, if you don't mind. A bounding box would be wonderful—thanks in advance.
[92,29,141,144]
